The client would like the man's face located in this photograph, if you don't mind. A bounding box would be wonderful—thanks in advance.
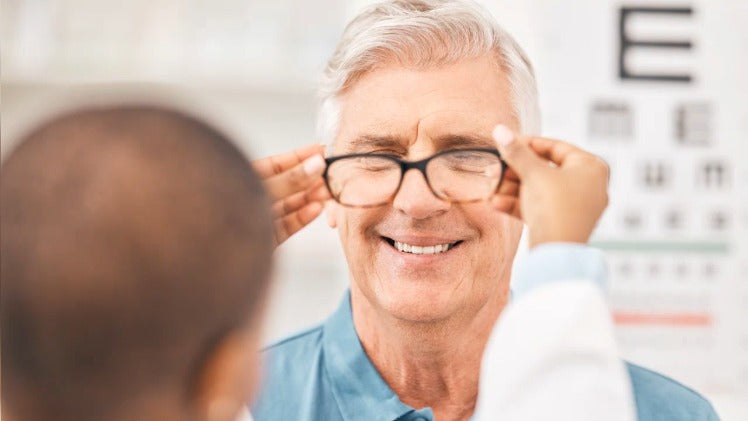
[328,54,524,322]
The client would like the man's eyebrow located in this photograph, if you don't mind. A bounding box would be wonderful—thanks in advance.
[434,134,497,150]
[346,135,408,153]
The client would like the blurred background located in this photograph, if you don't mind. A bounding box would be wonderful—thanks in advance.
[2,0,746,418]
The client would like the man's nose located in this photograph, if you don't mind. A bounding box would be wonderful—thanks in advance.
[392,169,450,219]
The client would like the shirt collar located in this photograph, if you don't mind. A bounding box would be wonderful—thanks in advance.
[322,291,417,420]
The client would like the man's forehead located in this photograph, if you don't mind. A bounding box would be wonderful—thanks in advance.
[340,131,497,154]
[333,56,516,153]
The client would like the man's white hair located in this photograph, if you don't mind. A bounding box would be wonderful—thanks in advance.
[317,0,541,146]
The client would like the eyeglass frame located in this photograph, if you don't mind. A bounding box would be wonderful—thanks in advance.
[322,147,507,208]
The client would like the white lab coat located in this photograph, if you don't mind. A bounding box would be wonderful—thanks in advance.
[475,280,637,420]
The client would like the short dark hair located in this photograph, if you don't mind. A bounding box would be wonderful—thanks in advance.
[1,106,274,420]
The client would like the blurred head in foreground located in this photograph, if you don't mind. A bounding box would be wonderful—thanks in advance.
[1,105,274,421]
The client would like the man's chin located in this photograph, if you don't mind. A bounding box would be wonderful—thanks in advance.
[375,284,461,323]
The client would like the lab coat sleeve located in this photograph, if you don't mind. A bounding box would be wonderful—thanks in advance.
[474,243,637,421]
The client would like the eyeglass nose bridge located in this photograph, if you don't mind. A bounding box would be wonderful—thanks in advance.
[391,156,443,201]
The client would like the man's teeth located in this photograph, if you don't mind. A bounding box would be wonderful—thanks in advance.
[393,241,453,255]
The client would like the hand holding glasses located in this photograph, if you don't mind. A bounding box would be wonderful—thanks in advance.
[252,144,330,246]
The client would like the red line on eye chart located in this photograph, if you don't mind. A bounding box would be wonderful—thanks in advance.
[613,312,713,326]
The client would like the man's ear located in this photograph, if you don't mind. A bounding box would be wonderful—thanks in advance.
[325,200,338,229]
[193,328,261,421]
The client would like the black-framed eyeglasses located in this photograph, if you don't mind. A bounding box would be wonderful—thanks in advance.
[323,148,506,208]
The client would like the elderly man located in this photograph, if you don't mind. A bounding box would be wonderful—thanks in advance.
[252,1,718,420]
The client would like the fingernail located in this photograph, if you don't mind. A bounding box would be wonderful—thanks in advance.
[492,125,514,147]
[303,154,325,176]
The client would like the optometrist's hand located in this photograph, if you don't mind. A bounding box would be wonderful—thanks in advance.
[252,144,331,246]
[491,125,609,248]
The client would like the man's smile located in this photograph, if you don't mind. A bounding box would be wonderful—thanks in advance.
[392,240,456,254]
[376,233,467,266]
[381,236,464,255]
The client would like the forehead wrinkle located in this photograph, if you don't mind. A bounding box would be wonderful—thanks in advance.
[414,107,499,147]
[433,134,496,150]
[344,134,409,154]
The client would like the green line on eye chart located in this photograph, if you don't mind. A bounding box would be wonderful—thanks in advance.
[589,240,730,254]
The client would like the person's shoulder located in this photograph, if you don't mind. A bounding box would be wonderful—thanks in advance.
[264,324,325,353]
[626,362,720,420]
[252,324,339,420]
[261,324,325,374]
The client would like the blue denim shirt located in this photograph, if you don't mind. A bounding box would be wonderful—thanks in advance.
[252,244,719,420]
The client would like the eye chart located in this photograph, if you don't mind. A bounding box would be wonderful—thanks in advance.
[497,0,747,402]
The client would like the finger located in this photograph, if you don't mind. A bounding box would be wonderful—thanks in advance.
[503,167,520,183]
[490,195,520,219]
[274,201,324,246]
[272,181,329,217]
[496,178,519,196]
[272,181,330,217]
[253,144,325,178]
[497,167,520,194]
[531,137,610,182]
[527,137,587,167]
[309,182,332,201]
[264,154,326,201]
[492,125,546,179]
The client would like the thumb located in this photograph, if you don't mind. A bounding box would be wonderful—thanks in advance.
[492,125,545,179]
